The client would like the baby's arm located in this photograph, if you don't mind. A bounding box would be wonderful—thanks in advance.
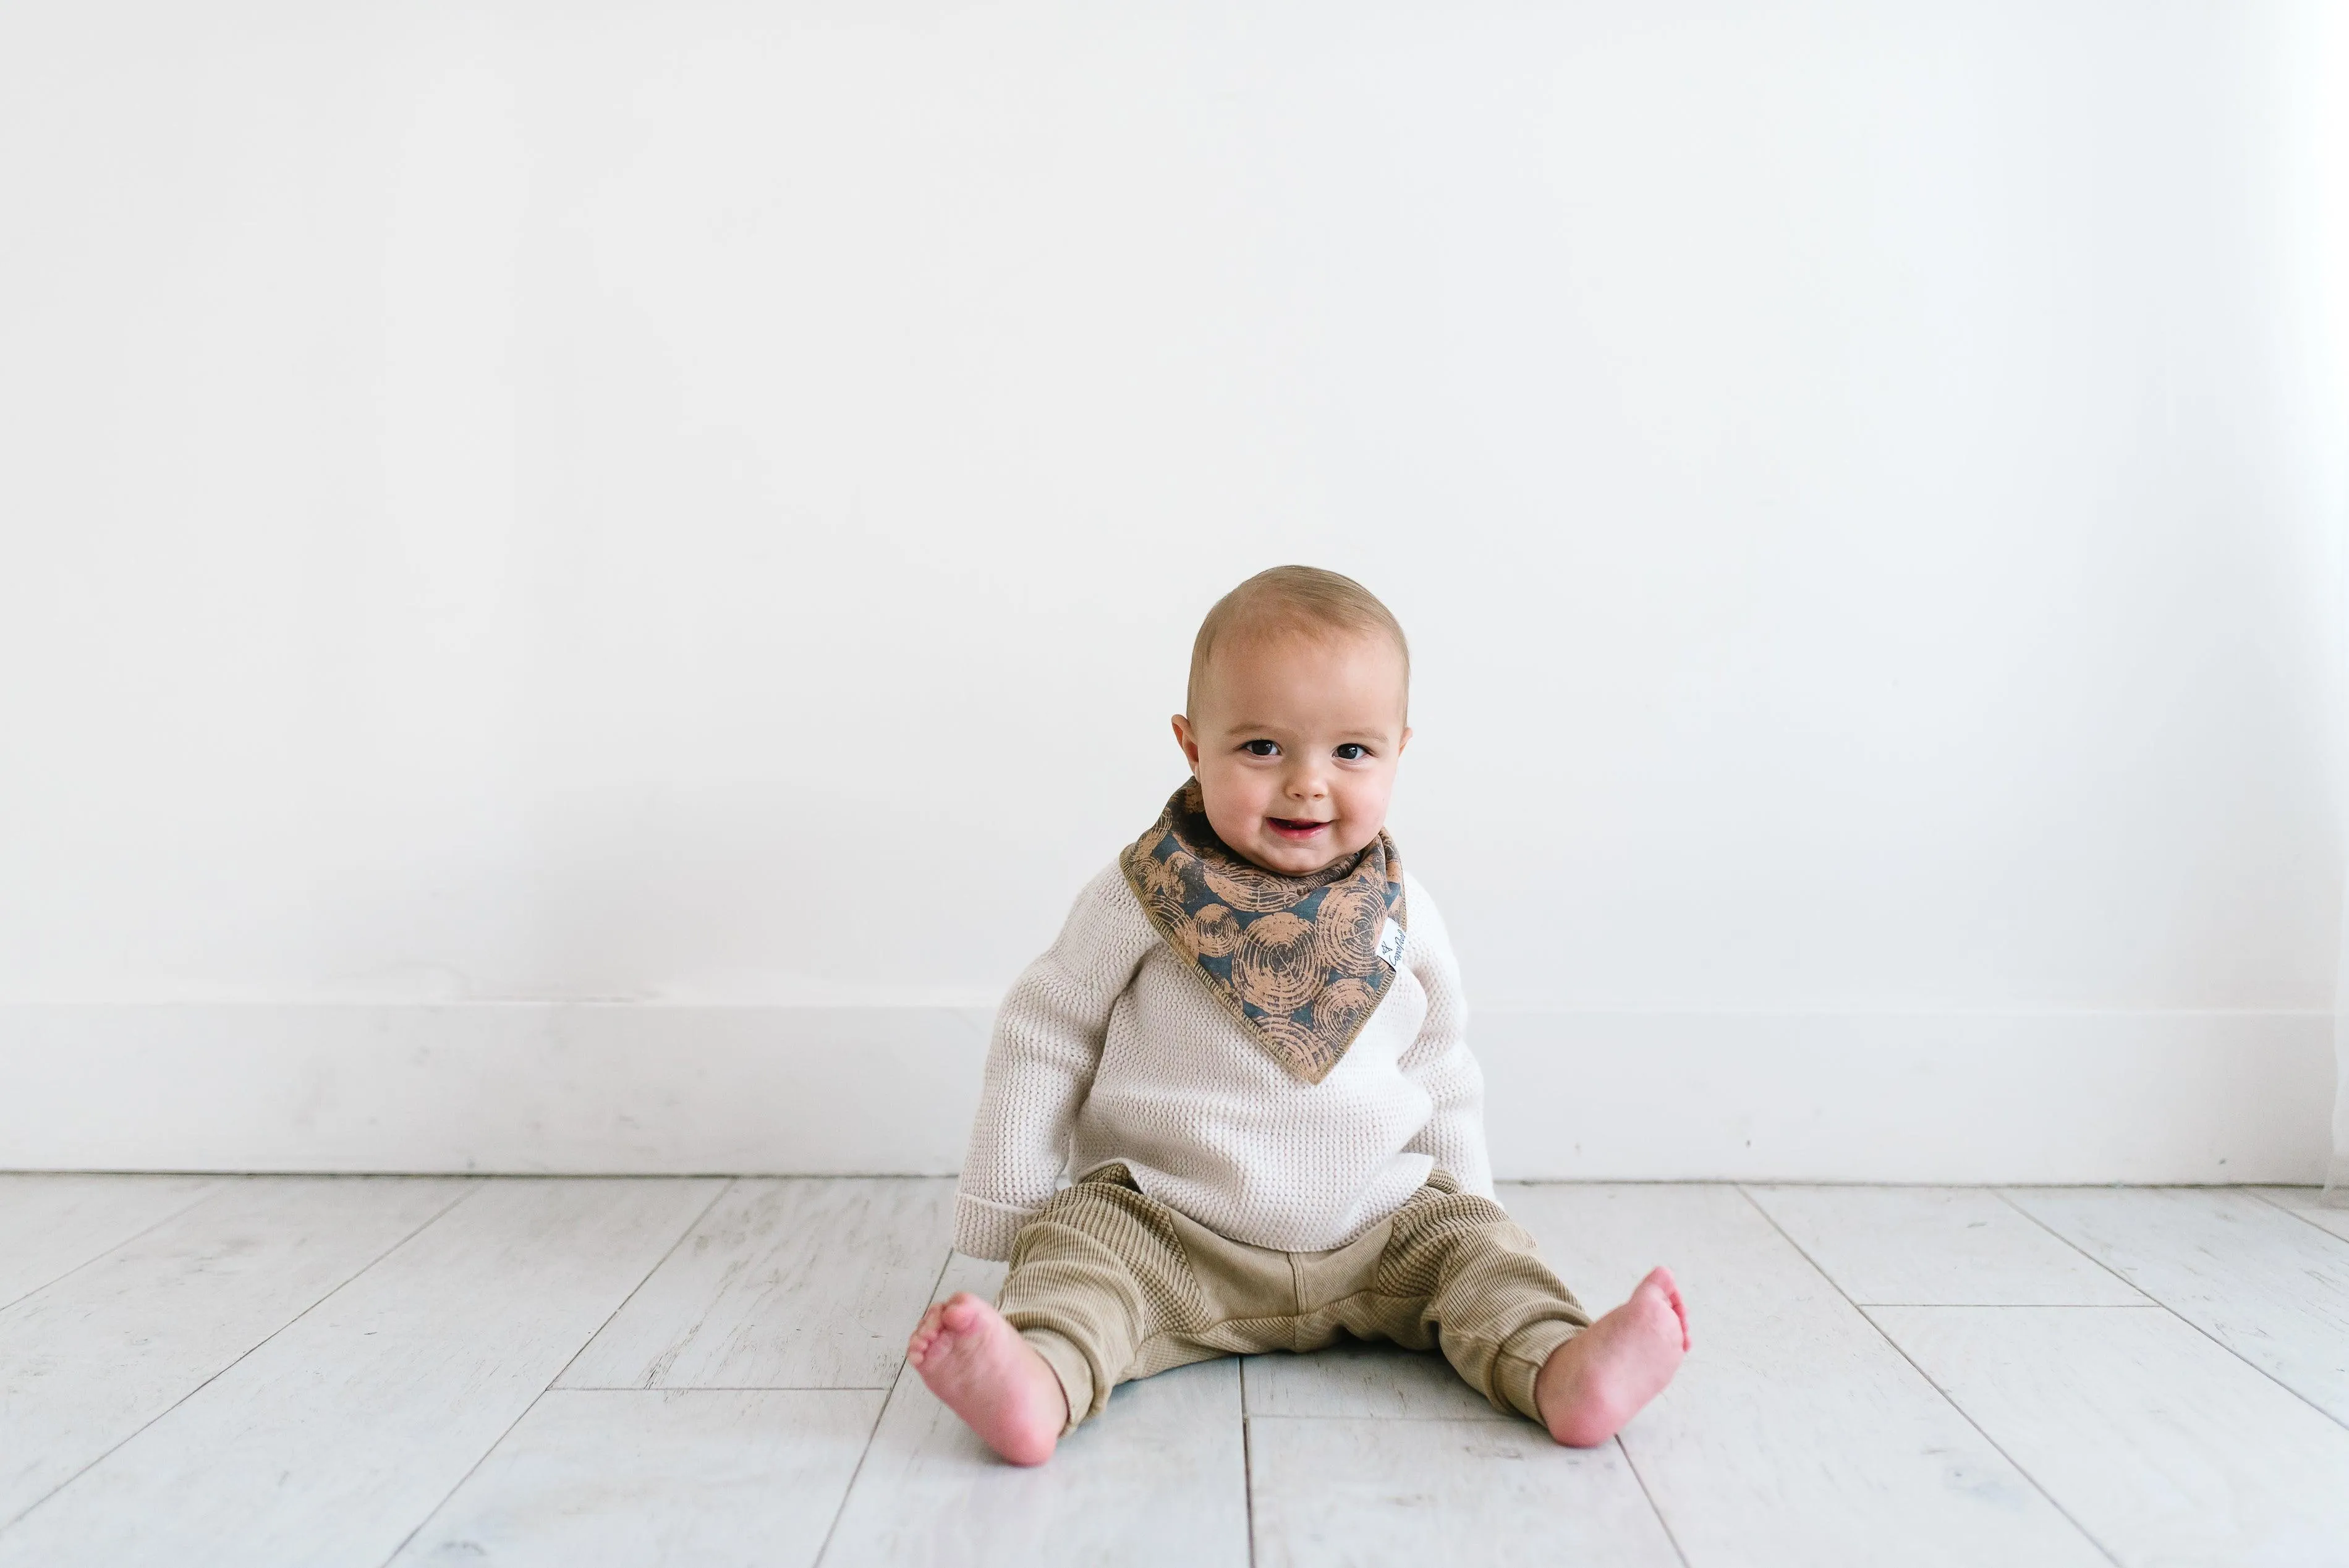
[1395,876,1495,1197]
[954,864,1155,1260]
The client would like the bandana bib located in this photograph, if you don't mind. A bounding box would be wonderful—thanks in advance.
[1119,781,1408,1083]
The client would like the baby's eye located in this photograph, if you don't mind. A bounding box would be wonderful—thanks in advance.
[1333,744,1368,761]
[1242,739,1280,757]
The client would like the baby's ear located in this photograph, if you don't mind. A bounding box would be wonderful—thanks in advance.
[1171,713,1202,770]
[1398,725,1412,756]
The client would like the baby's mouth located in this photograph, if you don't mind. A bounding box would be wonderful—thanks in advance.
[1267,817,1330,840]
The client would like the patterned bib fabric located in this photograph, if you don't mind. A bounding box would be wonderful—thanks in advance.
[1119,780,1408,1084]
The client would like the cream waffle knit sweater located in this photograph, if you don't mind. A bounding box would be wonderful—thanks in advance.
[954,862,1491,1260]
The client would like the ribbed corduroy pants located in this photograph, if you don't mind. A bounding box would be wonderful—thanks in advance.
[997,1165,1591,1432]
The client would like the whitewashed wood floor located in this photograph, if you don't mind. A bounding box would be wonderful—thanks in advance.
[2,1178,2346,1567]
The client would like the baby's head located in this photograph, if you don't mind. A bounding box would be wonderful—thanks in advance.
[1171,566,1411,876]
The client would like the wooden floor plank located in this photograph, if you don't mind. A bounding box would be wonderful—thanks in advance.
[2003,1187,2349,1424]
[10,1178,2340,1566]
[559,1178,953,1391]
[388,1389,883,1567]
[1871,1304,2349,1567]
[1241,1341,1510,1422]
[1500,1183,2107,1568]
[0,1176,469,1527]
[1744,1185,2145,1305]
[1248,1417,1681,1568]
[820,1255,1249,1568]
[2248,1186,2349,1245]
[0,1177,722,1568]
[0,1175,219,1311]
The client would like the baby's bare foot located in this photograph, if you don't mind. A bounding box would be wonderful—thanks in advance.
[1534,1266,1689,1447]
[905,1292,1068,1466]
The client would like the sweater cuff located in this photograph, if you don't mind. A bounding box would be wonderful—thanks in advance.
[954,1191,1040,1261]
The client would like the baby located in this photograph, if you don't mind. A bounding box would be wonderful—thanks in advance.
[907,566,1688,1464]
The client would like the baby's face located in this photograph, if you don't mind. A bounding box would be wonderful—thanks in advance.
[1173,630,1411,876]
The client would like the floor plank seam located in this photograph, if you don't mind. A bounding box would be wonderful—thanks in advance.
[376,1383,556,1568]
[811,1244,955,1568]
[1845,1301,2131,1568]
[1239,1362,1257,1568]
[556,1383,901,1392]
[372,1179,739,1568]
[0,1177,483,1542]
[1851,1302,2167,1310]
[1987,1189,2154,1303]
[543,1178,738,1393]
[0,1179,223,1316]
[1994,1187,2349,1435]
[1613,1435,1691,1568]
[2247,1186,2349,1242]
[1236,1412,1532,1423]
[1731,1184,2128,1568]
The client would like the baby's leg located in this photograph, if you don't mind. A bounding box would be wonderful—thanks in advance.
[911,1169,1209,1466]
[1375,1182,1686,1442]
[906,1294,1067,1466]
[1531,1266,1688,1447]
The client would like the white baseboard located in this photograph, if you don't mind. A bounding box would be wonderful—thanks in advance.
[1472,1009,2334,1184]
[0,1004,2332,1182]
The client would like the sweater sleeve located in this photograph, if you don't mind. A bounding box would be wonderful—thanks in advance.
[954,862,1158,1259]
[1395,875,1495,1200]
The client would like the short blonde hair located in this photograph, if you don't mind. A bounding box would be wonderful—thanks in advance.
[1186,566,1410,715]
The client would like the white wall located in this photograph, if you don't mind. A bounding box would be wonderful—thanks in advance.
[2,1,2344,1177]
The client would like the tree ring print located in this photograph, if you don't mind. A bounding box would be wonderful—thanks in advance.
[1313,883,1385,975]
[1315,976,1378,1041]
[1130,851,1189,930]
[1233,912,1322,1013]
[1166,848,1212,905]
[1133,851,1183,901]
[1251,1014,1336,1077]
[1202,858,1300,914]
[1187,904,1242,959]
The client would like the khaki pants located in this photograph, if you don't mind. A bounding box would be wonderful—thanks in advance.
[998,1166,1591,1432]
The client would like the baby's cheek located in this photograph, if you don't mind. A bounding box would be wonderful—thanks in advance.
[1199,776,1268,842]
